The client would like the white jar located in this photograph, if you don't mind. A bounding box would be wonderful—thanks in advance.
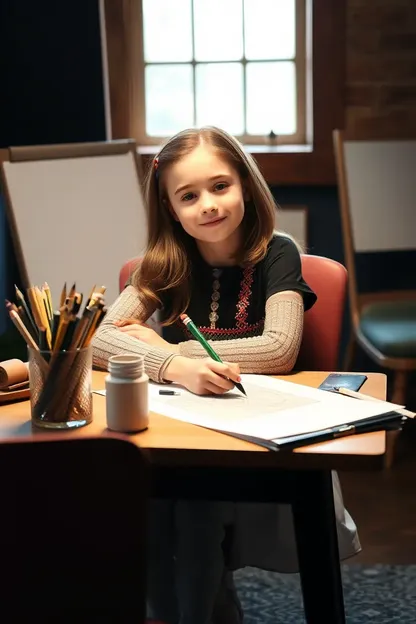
[105,354,149,433]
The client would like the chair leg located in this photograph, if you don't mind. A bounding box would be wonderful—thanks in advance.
[384,371,408,470]
[391,370,408,406]
[343,335,356,371]
[384,430,401,470]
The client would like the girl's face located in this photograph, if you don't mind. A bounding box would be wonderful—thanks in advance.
[164,144,247,261]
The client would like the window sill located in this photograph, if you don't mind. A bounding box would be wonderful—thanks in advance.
[137,144,313,156]
[138,143,335,186]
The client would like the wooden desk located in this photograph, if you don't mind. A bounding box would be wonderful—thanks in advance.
[0,370,387,624]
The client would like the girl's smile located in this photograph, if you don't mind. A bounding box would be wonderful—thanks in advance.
[200,216,227,227]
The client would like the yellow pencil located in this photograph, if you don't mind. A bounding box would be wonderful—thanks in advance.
[43,282,53,319]
[35,287,52,347]
[27,287,44,330]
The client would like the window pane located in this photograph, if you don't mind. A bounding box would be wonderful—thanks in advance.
[143,0,192,62]
[246,62,296,135]
[244,0,295,60]
[193,0,243,61]
[145,65,194,136]
[196,64,244,135]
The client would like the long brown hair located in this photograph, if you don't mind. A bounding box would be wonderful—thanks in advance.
[133,126,277,325]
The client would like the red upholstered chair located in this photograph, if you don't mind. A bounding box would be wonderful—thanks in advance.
[119,254,348,372]
[119,256,141,293]
[296,254,348,371]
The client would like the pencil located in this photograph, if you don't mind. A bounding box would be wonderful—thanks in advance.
[334,386,415,418]
[9,309,39,351]
[42,282,53,320]
[14,285,38,337]
[180,313,247,396]
[60,282,67,308]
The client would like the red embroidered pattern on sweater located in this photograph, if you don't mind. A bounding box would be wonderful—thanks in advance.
[181,319,264,341]
[235,266,255,329]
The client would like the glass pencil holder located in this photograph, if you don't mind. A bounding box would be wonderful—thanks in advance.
[28,345,93,429]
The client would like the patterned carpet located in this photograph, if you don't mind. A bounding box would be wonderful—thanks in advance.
[234,564,416,623]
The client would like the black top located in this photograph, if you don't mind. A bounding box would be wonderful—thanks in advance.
[160,235,317,344]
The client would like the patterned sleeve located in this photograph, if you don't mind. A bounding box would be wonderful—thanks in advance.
[178,291,304,374]
[91,286,178,383]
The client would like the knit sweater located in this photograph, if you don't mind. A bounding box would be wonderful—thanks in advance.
[92,286,304,382]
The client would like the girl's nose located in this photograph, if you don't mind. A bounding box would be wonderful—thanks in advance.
[201,206,219,215]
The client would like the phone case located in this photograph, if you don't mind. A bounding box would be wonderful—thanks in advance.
[318,373,368,392]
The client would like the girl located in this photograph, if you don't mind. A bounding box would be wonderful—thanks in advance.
[92,127,360,624]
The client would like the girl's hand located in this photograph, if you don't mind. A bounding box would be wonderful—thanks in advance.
[116,320,179,352]
[164,356,241,396]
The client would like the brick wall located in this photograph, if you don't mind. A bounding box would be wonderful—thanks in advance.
[346,0,416,137]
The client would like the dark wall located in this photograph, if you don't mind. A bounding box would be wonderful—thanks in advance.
[0,0,106,334]
[0,0,106,147]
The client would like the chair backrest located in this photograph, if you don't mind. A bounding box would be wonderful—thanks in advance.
[119,254,347,371]
[333,129,416,327]
[0,434,148,620]
[297,254,348,371]
[119,256,141,292]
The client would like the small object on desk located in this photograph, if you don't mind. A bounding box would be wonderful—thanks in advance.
[333,386,415,419]
[179,313,247,397]
[5,280,107,428]
[105,354,149,433]
[0,358,30,404]
[159,389,180,396]
[0,358,29,390]
[318,373,368,393]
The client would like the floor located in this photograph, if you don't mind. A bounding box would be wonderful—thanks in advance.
[339,422,416,565]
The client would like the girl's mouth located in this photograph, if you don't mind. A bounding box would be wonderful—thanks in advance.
[201,217,226,227]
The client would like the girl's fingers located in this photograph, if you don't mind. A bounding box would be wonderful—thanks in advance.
[118,324,142,333]
[116,319,151,328]
[207,370,234,392]
[204,381,229,395]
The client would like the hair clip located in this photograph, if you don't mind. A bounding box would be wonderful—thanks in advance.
[154,157,159,171]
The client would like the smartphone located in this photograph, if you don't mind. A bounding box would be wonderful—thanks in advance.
[318,373,368,393]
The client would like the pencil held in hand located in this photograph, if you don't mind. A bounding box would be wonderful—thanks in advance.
[179,313,246,396]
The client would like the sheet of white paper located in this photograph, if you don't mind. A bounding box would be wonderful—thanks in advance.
[147,374,402,441]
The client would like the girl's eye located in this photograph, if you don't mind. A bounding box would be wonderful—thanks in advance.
[182,192,196,202]
[214,182,228,191]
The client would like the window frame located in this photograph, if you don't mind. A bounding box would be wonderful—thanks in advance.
[103,0,346,185]
[136,0,306,146]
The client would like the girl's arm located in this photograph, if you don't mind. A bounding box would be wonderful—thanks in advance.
[177,290,304,374]
[92,286,178,383]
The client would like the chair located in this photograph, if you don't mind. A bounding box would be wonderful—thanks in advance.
[0,434,149,621]
[119,256,141,293]
[333,129,416,407]
[296,254,347,371]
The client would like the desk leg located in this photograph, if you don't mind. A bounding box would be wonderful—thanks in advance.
[292,470,345,624]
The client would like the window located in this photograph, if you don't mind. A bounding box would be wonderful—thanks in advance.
[137,0,306,145]
[104,0,345,184]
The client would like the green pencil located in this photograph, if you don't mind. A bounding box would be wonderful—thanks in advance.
[180,313,246,396]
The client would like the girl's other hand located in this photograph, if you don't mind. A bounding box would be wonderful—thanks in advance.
[115,318,151,328]
[164,356,241,395]
[117,321,179,352]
